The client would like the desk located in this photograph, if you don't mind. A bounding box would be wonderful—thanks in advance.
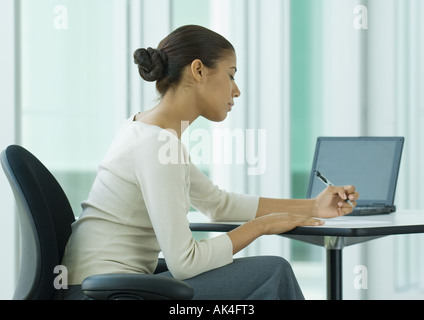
[190,210,424,300]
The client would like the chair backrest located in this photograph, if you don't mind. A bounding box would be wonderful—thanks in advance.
[1,145,75,300]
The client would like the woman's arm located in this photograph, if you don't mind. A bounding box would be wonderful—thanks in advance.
[227,212,324,254]
[256,185,359,219]
[255,198,317,218]
[189,162,258,222]
[227,185,359,255]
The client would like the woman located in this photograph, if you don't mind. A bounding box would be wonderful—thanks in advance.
[61,25,358,300]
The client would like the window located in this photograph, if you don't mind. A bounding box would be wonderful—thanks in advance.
[19,0,127,216]
[172,0,212,177]
[14,0,424,300]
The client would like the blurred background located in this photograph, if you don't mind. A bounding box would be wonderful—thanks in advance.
[1,0,423,299]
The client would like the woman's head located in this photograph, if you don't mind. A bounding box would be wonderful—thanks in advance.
[134,25,236,98]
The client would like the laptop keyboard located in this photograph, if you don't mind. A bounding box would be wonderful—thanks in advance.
[349,206,393,216]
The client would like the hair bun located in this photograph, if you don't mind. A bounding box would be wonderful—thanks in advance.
[134,47,168,82]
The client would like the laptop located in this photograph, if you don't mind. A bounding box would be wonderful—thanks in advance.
[306,137,404,216]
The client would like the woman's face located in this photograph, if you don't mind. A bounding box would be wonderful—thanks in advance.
[197,51,241,122]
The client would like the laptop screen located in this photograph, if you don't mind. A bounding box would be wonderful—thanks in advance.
[307,137,404,206]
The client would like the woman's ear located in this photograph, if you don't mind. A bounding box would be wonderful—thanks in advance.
[191,59,205,82]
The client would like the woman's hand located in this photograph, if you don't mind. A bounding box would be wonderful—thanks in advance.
[255,212,325,235]
[314,185,359,218]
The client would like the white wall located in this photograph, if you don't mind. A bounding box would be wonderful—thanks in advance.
[362,0,424,299]
[0,0,18,300]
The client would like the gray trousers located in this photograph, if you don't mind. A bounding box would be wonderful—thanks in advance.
[60,256,304,300]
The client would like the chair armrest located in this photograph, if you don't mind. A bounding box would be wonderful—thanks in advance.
[81,273,194,300]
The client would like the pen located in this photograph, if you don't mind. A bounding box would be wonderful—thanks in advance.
[314,170,354,206]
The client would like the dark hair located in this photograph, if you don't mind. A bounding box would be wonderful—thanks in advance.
[134,25,235,97]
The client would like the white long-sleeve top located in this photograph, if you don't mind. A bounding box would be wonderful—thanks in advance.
[62,117,259,284]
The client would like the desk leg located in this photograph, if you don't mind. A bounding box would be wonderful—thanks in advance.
[326,248,342,300]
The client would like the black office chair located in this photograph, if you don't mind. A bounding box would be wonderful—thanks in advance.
[1,145,193,300]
